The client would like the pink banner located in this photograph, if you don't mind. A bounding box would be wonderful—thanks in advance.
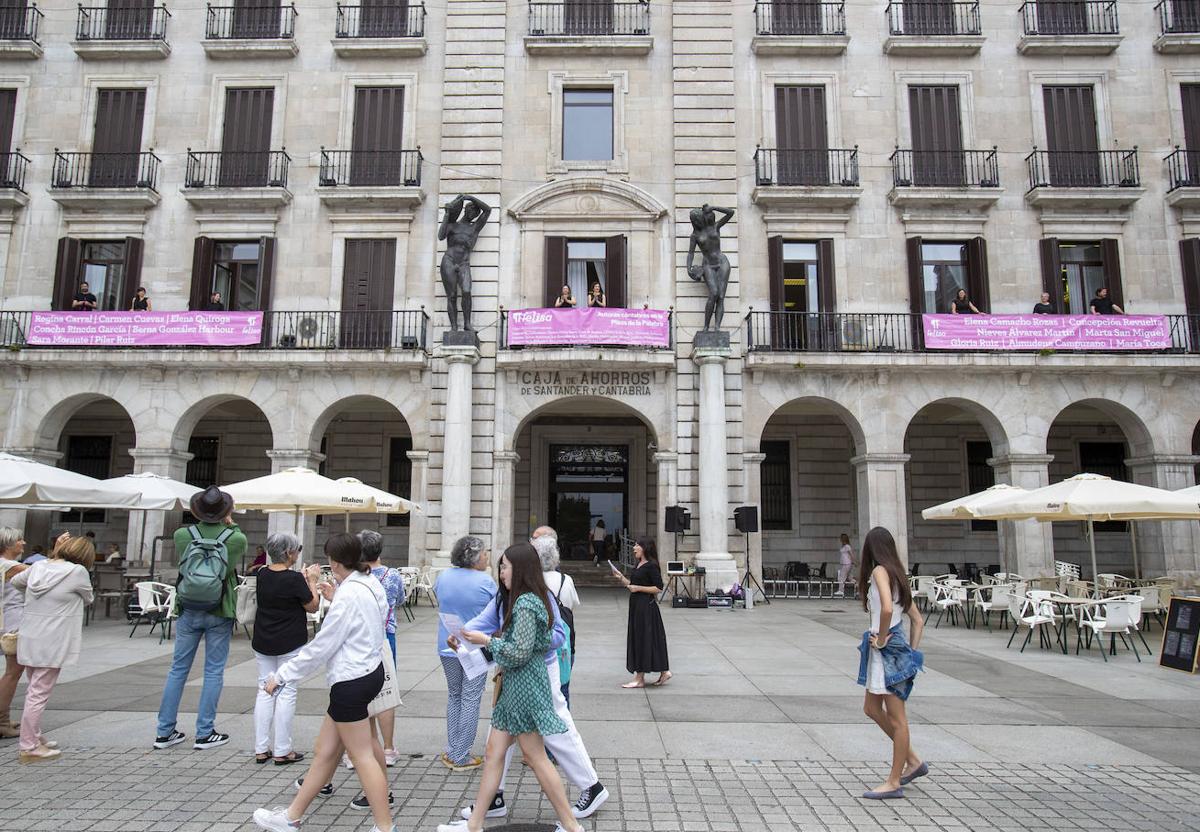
[27,311,264,347]
[507,307,671,348]
[922,314,1172,351]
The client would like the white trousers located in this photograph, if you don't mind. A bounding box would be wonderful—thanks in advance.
[496,660,597,792]
[254,649,301,756]
[837,564,853,592]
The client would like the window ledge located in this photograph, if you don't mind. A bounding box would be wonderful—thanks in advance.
[49,188,160,211]
[1166,187,1200,211]
[202,38,298,59]
[1017,33,1122,55]
[1025,186,1143,210]
[751,184,862,211]
[888,186,1002,210]
[317,185,424,211]
[183,187,292,212]
[1154,32,1200,53]
[883,34,984,55]
[331,36,427,58]
[72,39,171,60]
[0,40,42,60]
[524,34,652,55]
[0,188,29,211]
[750,34,849,55]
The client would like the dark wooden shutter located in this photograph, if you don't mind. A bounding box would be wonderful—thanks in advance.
[257,237,276,311]
[767,235,784,311]
[544,236,567,306]
[1039,237,1063,313]
[604,235,626,309]
[361,0,408,36]
[773,0,820,34]
[233,0,280,37]
[351,86,404,186]
[121,237,143,311]
[221,88,273,187]
[189,237,215,310]
[1183,84,1200,152]
[905,236,924,313]
[909,86,963,186]
[341,239,396,348]
[775,85,828,185]
[965,237,990,312]
[1100,239,1123,309]
[564,0,612,35]
[904,0,955,34]
[817,239,837,313]
[1180,238,1200,317]
[106,0,153,39]
[0,90,15,158]
[52,238,83,311]
[0,2,28,40]
[91,88,145,187]
[1043,86,1099,186]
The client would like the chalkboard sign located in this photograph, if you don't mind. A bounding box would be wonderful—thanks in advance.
[1159,597,1200,674]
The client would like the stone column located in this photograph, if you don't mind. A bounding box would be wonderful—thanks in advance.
[988,453,1055,577]
[850,453,911,566]
[405,449,429,568]
[491,451,519,555]
[127,447,193,567]
[1126,455,1200,576]
[266,449,326,567]
[693,346,736,590]
[742,452,766,607]
[654,450,678,566]
[437,343,480,568]
[0,446,62,548]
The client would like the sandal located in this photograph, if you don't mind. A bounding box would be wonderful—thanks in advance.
[274,751,305,765]
[255,752,272,764]
[620,680,645,689]
[652,672,673,687]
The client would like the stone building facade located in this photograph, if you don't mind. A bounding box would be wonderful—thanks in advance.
[2,0,1200,585]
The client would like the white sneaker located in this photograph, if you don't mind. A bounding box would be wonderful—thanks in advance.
[252,807,301,831]
[384,748,402,766]
[342,752,354,770]
[437,823,470,832]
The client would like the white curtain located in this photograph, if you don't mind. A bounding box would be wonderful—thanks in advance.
[565,260,588,305]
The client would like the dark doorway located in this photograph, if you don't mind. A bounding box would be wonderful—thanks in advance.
[350,86,404,186]
[775,85,828,186]
[90,88,145,187]
[1043,85,1101,186]
[910,85,964,186]
[547,444,628,561]
[340,238,396,348]
[220,87,273,187]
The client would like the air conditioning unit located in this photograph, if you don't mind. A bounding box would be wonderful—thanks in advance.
[841,318,868,351]
[289,314,335,349]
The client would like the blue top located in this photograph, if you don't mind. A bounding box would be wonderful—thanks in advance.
[370,565,405,635]
[22,554,46,565]
[465,590,567,666]
[434,566,498,657]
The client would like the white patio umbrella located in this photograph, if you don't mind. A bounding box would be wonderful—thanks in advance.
[263,477,416,531]
[0,452,142,508]
[921,483,1029,573]
[99,472,201,575]
[222,467,389,544]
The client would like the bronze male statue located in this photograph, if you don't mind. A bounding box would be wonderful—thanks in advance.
[438,194,491,331]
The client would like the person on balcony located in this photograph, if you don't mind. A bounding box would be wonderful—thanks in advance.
[554,286,576,308]
[130,287,152,312]
[1089,287,1124,315]
[1032,292,1055,315]
[204,292,225,312]
[71,282,97,312]
[950,289,979,315]
[587,284,606,308]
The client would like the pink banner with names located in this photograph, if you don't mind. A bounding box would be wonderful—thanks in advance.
[921,314,1172,351]
[27,311,264,347]
[507,307,671,348]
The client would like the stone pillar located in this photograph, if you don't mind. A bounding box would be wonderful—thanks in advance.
[742,452,766,606]
[654,450,678,565]
[437,343,480,567]
[0,446,61,549]
[693,347,736,590]
[405,449,430,568]
[850,453,911,566]
[1126,455,1200,576]
[127,447,193,567]
[266,449,326,567]
[491,451,519,555]
[988,454,1055,577]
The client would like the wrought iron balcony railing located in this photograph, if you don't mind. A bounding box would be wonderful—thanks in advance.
[76,4,170,40]
[1026,148,1139,190]
[51,150,160,190]
[498,309,673,350]
[184,150,291,189]
[0,3,43,41]
[318,149,423,187]
[1157,0,1200,33]
[754,147,859,187]
[0,151,29,191]
[205,3,295,39]
[886,0,980,34]
[753,0,846,35]
[891,148,1000,188]
[335,2,424,37]
[1166,148,1200,192]
[1019,0,1118,34]
[527,1,650,36]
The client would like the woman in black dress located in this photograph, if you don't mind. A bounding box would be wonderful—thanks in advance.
[616,537,670,688]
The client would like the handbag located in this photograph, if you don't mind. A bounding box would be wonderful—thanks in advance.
[491,669,504,708]
[0,567,17,657]
[366,640,402,718]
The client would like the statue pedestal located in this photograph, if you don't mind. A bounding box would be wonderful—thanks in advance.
[691,341,736,591]
[442,329,481,348]
[693,330,730,350]
[436,341,481,563]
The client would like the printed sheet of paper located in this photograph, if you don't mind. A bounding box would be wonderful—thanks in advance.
[439,613,465,643]
[456,644,492,680]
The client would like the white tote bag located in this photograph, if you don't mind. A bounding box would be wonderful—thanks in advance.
[367,640,402,718]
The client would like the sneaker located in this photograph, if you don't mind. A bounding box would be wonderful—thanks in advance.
[460,791,506,820]
[437,823,470,832]
[153,730,186,750]
[18,746,61,764]
[573,782,610,819]
[251,807,302,831]
[384,748,402,767]
[342,751,354,770]
[294,778,334,798]
[194,732,230,750]
[349,791,393,810]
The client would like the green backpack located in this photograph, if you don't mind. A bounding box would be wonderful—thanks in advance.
[176,526,234,612]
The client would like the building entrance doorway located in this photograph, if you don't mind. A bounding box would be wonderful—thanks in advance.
[548,444,628,560]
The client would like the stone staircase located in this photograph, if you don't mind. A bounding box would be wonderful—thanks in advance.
[558,558,622,589]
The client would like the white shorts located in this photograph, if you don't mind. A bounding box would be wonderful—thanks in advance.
[866,647,888,695]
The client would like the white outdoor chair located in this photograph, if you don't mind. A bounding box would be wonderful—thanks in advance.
[932,581,968,628]
[128,581,174,640]
[911,575,936,612]
[994,572,1023,584]
[410,565,438,607]
[1007,591,1062,653]
[1096,573,1131,591]
[1132,585,1165,629]
[1075,595,1148,661]
[973,583,1013,630]
[307,593,330,635]
[1064,579,1093,599]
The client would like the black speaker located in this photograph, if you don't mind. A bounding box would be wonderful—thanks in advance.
[734,506,759,533]
[665,505,691,533]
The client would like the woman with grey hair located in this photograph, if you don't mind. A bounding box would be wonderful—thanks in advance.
[0,528,29,739]
[252,532,321,764]
[433,536,496,770]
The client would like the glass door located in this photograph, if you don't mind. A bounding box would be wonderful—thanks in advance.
[548,444,628,560]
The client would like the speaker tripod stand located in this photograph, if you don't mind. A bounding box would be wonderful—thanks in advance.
[741,530,769,605]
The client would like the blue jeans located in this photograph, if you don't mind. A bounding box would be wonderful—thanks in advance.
[156,610,234,739]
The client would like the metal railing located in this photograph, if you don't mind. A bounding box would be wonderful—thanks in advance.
[527,1,650,36]
[76,4,169,40]
[754,147,859,187]
[1026,148,1139,190]
[0,151,29,191]
[1166,147,1200,192]
[886,0,980,34]
[746,311,1200,354]
[335,2,424,37]
[318,148,423,187]
[0,310,430,351]
[1157,0,1200,33]
[51,150,160,190]
[184,150,291,189]
[205,3,295,39]
[753,0,846,34]
[498,309,674,350]
[1019,0,1118,34]
[0,3,42,41]
[891,148,1000,188]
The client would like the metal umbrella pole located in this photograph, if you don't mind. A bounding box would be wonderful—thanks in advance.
[1129,522,1140,580]
[1087,518,1101,598]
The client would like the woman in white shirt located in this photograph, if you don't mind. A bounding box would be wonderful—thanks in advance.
[253,534,395,832]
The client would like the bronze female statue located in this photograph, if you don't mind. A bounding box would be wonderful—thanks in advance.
[686,204,735,332]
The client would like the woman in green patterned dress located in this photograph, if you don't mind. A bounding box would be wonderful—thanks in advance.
[442,543,584,832]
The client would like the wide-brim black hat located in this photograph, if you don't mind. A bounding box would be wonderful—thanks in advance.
[190,485,234,523]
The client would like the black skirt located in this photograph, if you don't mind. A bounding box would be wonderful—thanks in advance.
[626,562,669,673]
[327,663,384,723]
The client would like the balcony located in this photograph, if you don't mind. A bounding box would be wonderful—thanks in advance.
[333,2,425,56]
[73,5,171,59]
[889,148,1001,211]
[525,1,652,54]
[203,3,297,58]
[183,150,292,211]
[1025,148,1144,211]
[751,147,862,211]
[751,1,848,54]
[49,150,161,211]
[0,3,43,58]
[1166,148,1200,211]
[0,151,29,211]
[883,1,984,54]
[1018,0,1121,54]
[317,149,424,211]
[1155,0,1200,52]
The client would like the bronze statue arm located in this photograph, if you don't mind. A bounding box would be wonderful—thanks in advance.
[686,236,700,280]
[438,195,465,241]
[712,206,735,229]
[466,195,492,233]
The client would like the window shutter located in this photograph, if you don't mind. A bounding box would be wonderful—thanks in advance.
[817,238,837,313]
[544,235,567,306]
[965,237,990,312]
[905,236,923,313]
[767,235,784,311]
[604,235,626,308]
[258,236,276,310]
[121,237,143,311]
[0,89,16,158]
[1039,237,1062,313]
[52,237,83,311]
[189,236,215,310]
[1181,238,1200,317]
[1100,239,1123,310]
